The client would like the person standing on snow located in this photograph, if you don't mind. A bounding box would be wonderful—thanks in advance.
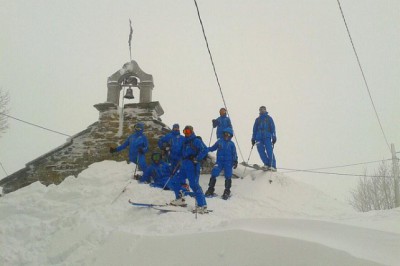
[251,106,277,171]
[110,122,148,171]
[212,107,232,139]
[169,125,208,213]
[157,123,184,171]
[205,127,238,200]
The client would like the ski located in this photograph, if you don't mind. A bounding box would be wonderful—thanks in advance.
[129,199,212,213]
[128,199,169,208]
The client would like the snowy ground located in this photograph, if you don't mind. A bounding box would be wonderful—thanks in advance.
[1,160,399,266]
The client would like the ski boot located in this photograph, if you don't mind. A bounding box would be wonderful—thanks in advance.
[205,177,216,197]
[222,179,232,200]
[170,191,187,207]
[195,206,209,214]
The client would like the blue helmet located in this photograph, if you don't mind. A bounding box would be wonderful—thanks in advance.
[134,122,145,132]
[222,127,233,137]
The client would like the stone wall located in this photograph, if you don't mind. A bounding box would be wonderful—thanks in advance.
[0,102,169,194]
[0,101,214,194]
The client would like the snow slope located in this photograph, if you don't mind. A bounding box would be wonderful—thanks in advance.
[1,160,399,266]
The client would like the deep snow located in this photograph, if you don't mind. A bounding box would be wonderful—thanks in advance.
[1,160,399,266]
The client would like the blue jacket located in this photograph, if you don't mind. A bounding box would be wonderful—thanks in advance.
[209,138,237,164]
[252,112,276,141]
[182,134,207,162]
[213,114,232,139]
[140,161,171,185]
[158,131,184,160]
[116,131,149,162]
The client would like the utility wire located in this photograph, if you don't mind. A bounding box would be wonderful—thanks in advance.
[281,158,392,173]
[279,167,393,179]
[336,0,391,152]
[0,162,8,176]
[0,113,71,137]
[193,0,245,162]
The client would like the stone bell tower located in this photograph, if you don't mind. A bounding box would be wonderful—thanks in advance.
[94,60,164,126]
[0,60,170,194]
[106,60,154,104]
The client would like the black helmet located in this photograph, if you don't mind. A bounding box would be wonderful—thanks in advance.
[151,152,162,163]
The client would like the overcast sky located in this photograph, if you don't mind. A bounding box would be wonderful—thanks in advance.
[0,0,399,181]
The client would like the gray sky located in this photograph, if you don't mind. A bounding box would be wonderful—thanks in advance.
[0,0,399,181]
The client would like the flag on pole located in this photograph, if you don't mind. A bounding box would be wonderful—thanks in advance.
[128,19,133,48]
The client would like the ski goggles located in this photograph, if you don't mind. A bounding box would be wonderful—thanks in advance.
[152,153,162,161]
[183,128,193,135]
[134,125,143,131]
[224,132,232,137]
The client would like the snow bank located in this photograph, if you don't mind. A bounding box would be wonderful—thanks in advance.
[1,161,399,265]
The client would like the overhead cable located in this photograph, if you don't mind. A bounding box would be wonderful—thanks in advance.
[282,158,392,173]
[336,0,391,152]
[193,0,245,162]
[279,167,393,179]
[0,113,71,137]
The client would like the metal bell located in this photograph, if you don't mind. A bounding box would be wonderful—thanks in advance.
[124,88,134,99]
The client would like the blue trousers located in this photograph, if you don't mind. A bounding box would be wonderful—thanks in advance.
[170,159,207,207]
[211,161,233,179]
[256,139,276,168]
[131,154,147,172]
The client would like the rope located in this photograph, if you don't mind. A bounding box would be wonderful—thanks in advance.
[193,0,245,161]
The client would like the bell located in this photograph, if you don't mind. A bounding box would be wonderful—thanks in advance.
[124,88,134,99]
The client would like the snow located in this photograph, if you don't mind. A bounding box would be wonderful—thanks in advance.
[1,160,399,266]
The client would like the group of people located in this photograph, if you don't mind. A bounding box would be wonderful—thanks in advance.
[110,106,277,214]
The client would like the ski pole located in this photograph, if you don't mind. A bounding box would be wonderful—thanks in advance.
[268,144,276,184]
[162,161,181,191]
[241,144,254,179]
[208,127,214,146]
[111,156,139,204]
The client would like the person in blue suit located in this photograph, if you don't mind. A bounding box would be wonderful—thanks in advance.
[157,123,184,171]
[139,152,171,189]
[251,106,277,171]
[110,122,148,171]
[169,125,208,213]
[212,108,232,139]
[205,127,238,200]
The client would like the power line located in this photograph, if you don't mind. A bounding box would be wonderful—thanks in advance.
[336,0,391,152]
[281,158,392,173]
[279,167,393,179]
[0,162,8,176]
[0,113,71,137]
[193,0,245,162]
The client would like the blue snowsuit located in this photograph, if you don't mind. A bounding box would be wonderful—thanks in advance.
[209,136,238,180]
[139,161,171,189]
[213,114,232,139]
[157,130,184,170]
[115,128,148,171]
[170,133,208,207]
[252,112,276,168]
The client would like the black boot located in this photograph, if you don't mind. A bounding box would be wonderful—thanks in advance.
[205,177,216,197]
[222,179,232,200]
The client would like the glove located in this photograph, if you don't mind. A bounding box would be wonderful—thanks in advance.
[164,146,170,151]
[138,148,144,154]
[212,119,218,128]
[272,136,277,145]
[109,147,116,153]
[233,161,238,169]
[251,139,256,146]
